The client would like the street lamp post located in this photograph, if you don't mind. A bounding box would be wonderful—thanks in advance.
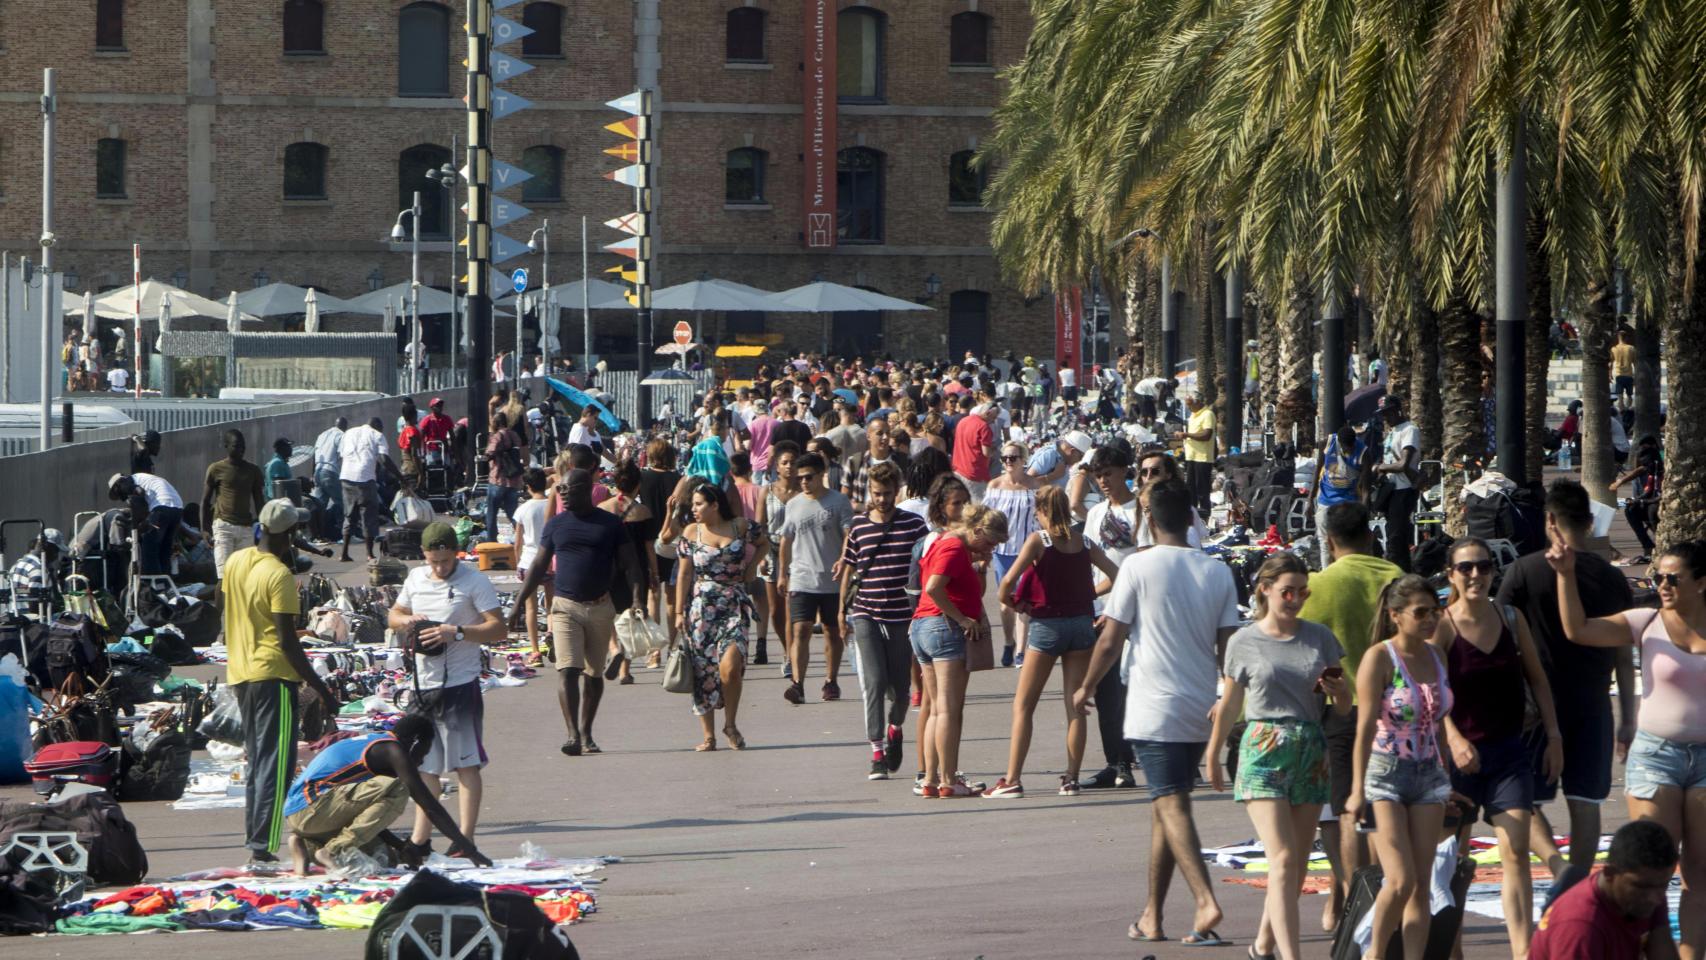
[528,220,550,380]
[426,145,461,374]
[392,191,422,394]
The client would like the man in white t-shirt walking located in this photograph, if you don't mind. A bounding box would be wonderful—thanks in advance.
[1371,397,1420,571]
[1073,478,1239,946]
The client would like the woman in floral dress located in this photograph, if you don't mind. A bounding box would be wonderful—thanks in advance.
[673,479,769,751]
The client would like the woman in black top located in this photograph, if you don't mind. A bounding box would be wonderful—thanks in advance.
[637,437,682,661]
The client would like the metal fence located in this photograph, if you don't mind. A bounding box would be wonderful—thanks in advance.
[0,421,142,458]
[598,369,715,427]
[393,367,470,395]
[58,397,320,434]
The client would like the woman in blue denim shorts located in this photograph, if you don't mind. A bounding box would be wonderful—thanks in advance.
[1206,554,1350,960]
[1553,537,1706,960]
[1349,575,1454,960]
[984,486,1120,799]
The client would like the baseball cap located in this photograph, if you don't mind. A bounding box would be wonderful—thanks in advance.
[40,528,66,551]
[1061,430,1094,454]
[429,397,444,408]
[259,498,302,534]
[106,473,128,495]
[421,521,459,552]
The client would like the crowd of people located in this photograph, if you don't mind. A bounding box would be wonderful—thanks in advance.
[15,344,1696,960]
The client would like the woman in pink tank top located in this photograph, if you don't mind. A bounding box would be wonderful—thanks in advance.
[1553,537,1706,960]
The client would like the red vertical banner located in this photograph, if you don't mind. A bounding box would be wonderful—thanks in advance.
[1055,287,1082,383]
[802,0,837,248]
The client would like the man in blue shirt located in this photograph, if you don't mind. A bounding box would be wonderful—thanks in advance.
[283,715,490,873]
[1310,424,1367,568]
[1027,431,1093,488]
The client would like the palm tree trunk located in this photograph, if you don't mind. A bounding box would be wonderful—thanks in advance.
[1384,293,1412,413]
[1525,211,1552,485]
[1144,266,1163,377]
[1580,275,1616,507]
[1657,230,1706,544]
[1411,287,1443,460]
[1122,265,1143,366]
[1440,290,1485,535]
[1633,309,1661,443]
[1259,293,1280,423]
[1200,251,1223,448]
[1275,274,1317,446]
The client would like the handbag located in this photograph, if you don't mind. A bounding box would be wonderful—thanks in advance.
[662,635,695,694]
[614,609,665,660]
[1008,531,1053,613]
[965,621,995,672]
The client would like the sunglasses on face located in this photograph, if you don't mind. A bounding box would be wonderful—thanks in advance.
[1278,586,1309,602]
[1452,560,1494,576]
[1001,454,1022,463]
[1139,466,1165,478]
[796,471,820,483]
[1654,572,1684,587]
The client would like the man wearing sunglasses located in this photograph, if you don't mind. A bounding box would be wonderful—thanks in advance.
[1080,445,1142,789]
[1496,480,1636,893]
[777,453,856,704]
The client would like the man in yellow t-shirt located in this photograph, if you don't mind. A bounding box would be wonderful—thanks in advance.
[1176,393,1217,515]
[223,499,336,865]
[1610,329,1636,408]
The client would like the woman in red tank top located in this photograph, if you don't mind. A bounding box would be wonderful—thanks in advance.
[984,486,1121,798]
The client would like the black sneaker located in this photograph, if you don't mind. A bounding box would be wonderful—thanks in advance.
[1080,766,1119,789]
[884,724,904,772]
[868,758,889,781]
[1115,762,1138,788]
[246,848,280,864]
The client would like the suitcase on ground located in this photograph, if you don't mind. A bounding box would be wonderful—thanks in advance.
[378,524,423,560]
[369,557,408,587]
[1330,856,1476,960]
[0,790,147,885]
[23,741,117,796]
[474,541,514,571]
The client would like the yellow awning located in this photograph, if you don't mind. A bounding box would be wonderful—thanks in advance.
[716,345,767,357]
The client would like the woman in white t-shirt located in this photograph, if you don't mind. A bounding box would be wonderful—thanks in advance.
[512,468,553,666]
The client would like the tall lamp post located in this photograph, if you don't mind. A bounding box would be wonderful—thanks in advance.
[426,151,461,373]
[528,220,550,380]
[391,191,422,394]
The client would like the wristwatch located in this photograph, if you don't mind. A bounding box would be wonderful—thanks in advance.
[454,626,464,643]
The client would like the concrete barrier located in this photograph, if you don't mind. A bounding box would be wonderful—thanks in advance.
[0,387,476,536]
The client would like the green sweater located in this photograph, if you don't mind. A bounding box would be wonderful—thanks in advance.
[1298,552,1403,699]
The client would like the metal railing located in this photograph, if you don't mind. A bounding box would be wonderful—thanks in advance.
[53,396,320,434]
[394,367,469,395]
[599,369,715,427]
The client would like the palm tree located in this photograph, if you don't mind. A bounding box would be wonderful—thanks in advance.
[1579,277,1618,507]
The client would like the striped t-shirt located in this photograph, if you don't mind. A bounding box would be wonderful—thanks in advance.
[840,510,930,623]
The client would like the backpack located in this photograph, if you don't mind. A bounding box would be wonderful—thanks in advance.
[115,726,192,802]
[365,868,579,960]
[28,614,108,692]
[497,440,526,481]
[904,534,933,598]
[0,791,147,885]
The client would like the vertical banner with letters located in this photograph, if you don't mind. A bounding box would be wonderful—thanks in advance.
[802,0,837,248]
[1055,288,1083,384]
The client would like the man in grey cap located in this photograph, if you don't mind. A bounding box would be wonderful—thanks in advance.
[222,499,337,866]
[8,528,66,606]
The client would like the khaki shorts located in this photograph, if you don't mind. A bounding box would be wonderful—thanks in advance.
[550,595,615,676]
[211,518,252,577]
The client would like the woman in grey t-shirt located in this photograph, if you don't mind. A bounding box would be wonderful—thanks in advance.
[1206,553,1352,960]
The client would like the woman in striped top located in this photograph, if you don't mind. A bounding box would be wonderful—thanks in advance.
[838,461,930,781]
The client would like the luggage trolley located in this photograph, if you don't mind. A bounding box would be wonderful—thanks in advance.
[422,439,453,511]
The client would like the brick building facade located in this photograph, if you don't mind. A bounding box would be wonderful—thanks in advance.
[0,0,1054,365]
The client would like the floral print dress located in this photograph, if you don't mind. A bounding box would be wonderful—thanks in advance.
[681,520,759,715]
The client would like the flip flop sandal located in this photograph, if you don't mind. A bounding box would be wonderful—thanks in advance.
[1181,930,1228,947]
[1128,922,1167,942]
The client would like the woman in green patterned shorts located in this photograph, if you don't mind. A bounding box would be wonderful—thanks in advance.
[1207,554,1354,960]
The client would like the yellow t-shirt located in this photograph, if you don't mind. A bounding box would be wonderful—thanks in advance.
[1185,407,1216,462]
[1611,343,1635,377]
[222,547,303,685]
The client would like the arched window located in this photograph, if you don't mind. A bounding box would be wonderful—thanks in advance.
[96,0,124,50]
[283,142,328,199]
[949,11,992,66]
[726,148,767,204]
[520,2,563,57]
[948,150,987,206]
[726,7,766,62]
[837,147,883,243]
[283,0,324,53]
[520,145,563,202]
[397,2,450,97]
[837,7,885,102]
[398,144,452,237]
[948,290,990,357]
[96,138,127,198]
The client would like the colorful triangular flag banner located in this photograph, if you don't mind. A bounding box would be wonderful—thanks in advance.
[492,198,530,229]
[491,15,534,46]
[493,90,533,120]
[493,233,531,264]
[604,237,642,258]
[492,52,535,82]
[604,164,647,188]
[605,213,645,236]
[606,91,647,116]
[492,159,534,190]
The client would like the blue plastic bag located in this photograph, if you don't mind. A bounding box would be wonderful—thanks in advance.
[0,676,30,784]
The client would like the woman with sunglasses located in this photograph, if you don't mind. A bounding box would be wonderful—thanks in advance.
[1346,575,1453,960]
[1433,538,1561,960]
[1550,537,1706,960]
[912,503,1007,798]
[1206,553,1350,960]
[986,486,1121,798]
[984,442,1040,667]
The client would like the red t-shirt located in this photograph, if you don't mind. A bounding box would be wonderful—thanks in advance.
[951,415,993,480]
[1531,873,1666,960]
[914,535,982,621]
[419,412,453,445]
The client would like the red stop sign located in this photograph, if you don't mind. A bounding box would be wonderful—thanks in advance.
[673,321,693,345]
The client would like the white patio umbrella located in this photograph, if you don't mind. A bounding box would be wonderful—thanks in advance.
[761,281,933,355]
[344,282,457,315]
[81,292,94,341]
[304,287,322,333]
[154,297,172,351]
[238,281,370,317]
[65,279,255,322]
[225,292,242,334]
[494,277,629,309]
[648,278,778,312]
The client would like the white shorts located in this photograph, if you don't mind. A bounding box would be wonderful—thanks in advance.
[211,518,253,577]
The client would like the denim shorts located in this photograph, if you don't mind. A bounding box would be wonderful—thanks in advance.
[1128,739,1206,799]
[1026,615,1097,656]
[1364,751,1453,806]
[1235,719,1329,805]
[1625,729,1706,799]
[1449,734,1535,822]
[910,616,966,665]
